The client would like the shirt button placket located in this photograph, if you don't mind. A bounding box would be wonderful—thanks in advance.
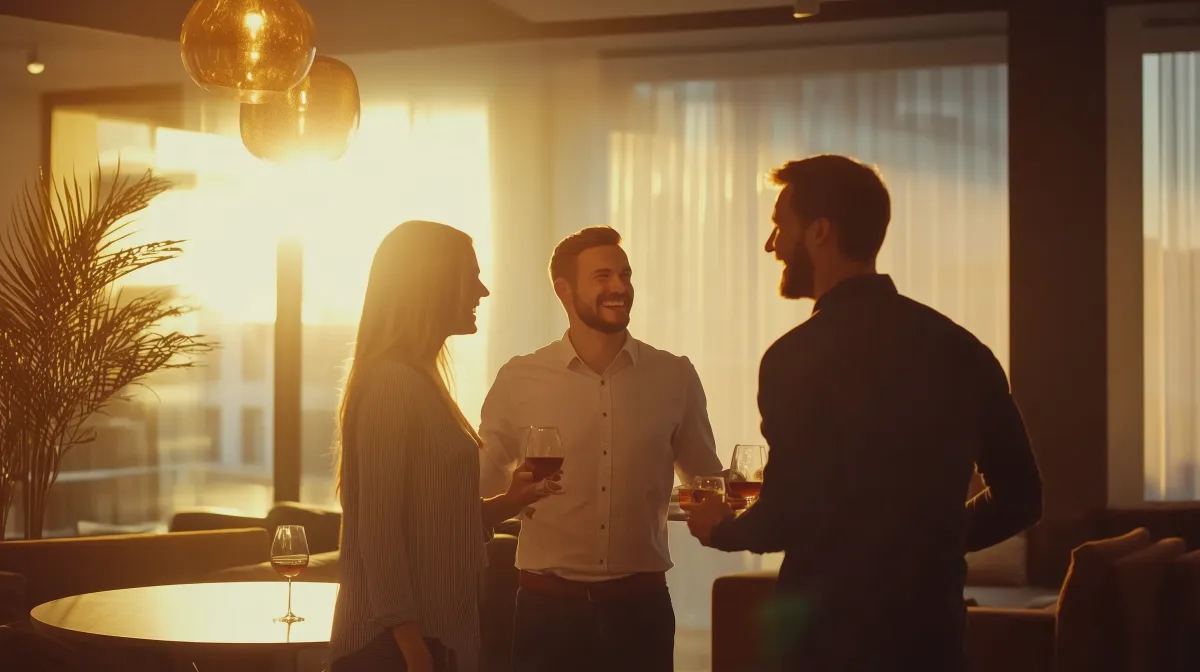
[599,374,613,567]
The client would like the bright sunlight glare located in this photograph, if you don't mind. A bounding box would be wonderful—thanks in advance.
[126,104,494,424]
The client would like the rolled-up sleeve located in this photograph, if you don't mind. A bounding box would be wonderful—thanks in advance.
[672,357,724,483]
[355,366,422,628]
[478,363,522,498]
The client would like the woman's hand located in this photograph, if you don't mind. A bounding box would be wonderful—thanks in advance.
[504,466,563,508]
[391,623,433,672]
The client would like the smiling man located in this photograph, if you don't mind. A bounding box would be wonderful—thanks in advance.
[479,226,723,672]
[684,155,1043,671]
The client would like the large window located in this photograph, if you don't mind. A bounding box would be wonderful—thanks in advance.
[15,104,280,539]
[608,63,1008,665]
[297,104,493,507]
[29,96,494,536]
[1143,50,1200,501]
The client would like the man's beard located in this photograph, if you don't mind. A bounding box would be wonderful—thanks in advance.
[574,291,631,334]
[780,242,815,300]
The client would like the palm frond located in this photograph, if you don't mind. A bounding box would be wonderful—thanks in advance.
[0,162,215,538]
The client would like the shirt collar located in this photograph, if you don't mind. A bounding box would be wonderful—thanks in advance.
[556,330,640,368]
[812,273,898,315]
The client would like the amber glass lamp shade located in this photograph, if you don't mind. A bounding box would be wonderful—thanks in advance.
[239,56,361,163]
[180,0,316,104]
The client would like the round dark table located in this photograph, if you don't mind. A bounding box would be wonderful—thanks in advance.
[30,581,338,670]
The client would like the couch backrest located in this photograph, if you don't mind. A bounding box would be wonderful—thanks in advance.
[0,528,270,610]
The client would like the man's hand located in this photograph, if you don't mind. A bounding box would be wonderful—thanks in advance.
[682,496,734,547]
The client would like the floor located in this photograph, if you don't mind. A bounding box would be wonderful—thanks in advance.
[674,627,712,672]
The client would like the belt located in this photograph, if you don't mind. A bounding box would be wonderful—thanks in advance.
[518,570,667,601]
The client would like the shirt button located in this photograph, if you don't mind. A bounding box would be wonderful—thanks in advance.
[601,486,607,492]
[603,450,608,455]
[601,380,606,386]
[600,524,606,530]
[602,412,608,417]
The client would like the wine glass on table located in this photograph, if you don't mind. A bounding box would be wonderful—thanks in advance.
[271,524,310,624]
[728,444,767,510]
[523,426,565,484]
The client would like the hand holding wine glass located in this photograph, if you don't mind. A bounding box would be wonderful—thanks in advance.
[271,524,310,624]
[728,444,767,510]
[521,426,565,492]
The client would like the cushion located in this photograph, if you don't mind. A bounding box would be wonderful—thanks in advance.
[1166,549,1200,672]
[205,550,340,583]
[966,533,1028,586]
[266,503,342,555]
[712,571,779,672]
[1111,537,1186,672]
[1054,527,1152,672]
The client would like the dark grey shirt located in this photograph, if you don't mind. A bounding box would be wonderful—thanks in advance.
[331,360,488,670]
[712,274,1043,669]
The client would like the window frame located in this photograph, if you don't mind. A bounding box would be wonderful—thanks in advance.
[1106,3,1200,506]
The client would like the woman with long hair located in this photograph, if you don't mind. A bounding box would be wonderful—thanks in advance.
[330,221,554,672]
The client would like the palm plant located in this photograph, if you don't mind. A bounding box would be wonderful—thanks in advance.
[0,166,213,539]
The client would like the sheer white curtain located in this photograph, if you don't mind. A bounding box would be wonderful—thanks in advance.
[606,63,1009,639]
[1143,51,1200,501]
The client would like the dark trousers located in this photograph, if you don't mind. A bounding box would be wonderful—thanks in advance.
[331,632,455,672]
[511,583,675,672]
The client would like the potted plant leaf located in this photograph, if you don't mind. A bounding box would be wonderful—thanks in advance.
[0,165,214,539]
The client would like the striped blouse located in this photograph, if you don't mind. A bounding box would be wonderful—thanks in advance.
[330,360,489,671]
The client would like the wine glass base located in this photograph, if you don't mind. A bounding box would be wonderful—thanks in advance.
[273,614,305,624]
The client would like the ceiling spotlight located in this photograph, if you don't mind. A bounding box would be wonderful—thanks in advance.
[26,46,44,75]
[793,0,820,18]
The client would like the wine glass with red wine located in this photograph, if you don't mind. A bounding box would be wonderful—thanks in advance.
[271,525,310,624]
[523,426,564,483]
[729,444,767,509]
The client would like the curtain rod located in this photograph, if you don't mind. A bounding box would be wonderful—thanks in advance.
[598,27,1005,60]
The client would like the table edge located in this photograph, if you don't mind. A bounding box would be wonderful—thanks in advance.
[28,581,336,652]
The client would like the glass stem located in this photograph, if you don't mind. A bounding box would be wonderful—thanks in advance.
[286,577,293,615]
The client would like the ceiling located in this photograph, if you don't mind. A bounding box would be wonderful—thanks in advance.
[0,0,999,55]
[0,15,184,91]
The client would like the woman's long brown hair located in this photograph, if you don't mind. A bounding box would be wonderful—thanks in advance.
[334,220,482,508]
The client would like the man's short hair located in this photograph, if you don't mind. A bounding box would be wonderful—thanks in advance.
[549,226,623,283]
[769,155,891,263]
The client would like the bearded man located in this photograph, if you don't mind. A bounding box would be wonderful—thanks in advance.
[683,154,1043,671]
[479,225,723,672]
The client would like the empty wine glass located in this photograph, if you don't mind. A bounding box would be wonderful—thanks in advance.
[271,525,310,624]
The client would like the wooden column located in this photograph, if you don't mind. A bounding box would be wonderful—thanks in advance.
[273,237,303,504]
[1008,0,1110,586]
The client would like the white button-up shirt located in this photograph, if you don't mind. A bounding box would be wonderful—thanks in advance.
[479,332,723,581]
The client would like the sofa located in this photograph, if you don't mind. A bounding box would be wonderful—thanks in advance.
[0,527,270,614]
[710,525,1200,672]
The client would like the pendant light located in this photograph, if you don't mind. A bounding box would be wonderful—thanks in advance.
[239,55,361,163]
[180,0,316,104]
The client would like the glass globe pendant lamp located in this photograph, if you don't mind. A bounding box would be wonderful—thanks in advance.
[240,55,361,163]
[180,0,316,104]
